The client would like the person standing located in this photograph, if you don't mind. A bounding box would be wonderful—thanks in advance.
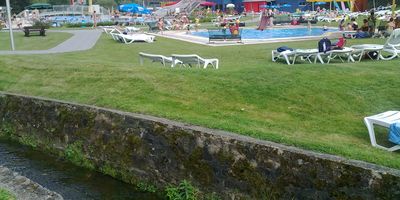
[194,17,200,32]
[268,9,274,27]
[338,19,345,31]
[92,10,97,28]
[367,11,376,36]
[265,9,271,26]
[395,14,400,28]
[157,18,164,34]
[386,17,396,36]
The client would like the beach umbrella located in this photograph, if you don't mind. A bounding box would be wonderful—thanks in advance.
[25,3,52,10]
[226,3,235,8]
[118,4,151,14]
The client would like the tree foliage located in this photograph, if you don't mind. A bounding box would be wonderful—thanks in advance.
[0,0,30,14]
[94,0,117,9]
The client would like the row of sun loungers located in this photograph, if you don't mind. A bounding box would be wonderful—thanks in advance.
[102,27,219,69]
[102,26,141,34]
[103,27,218,69]
[273,29,400,65]
[102,26,155,44]
[139,52,219,69]
[111,33,155,43]
[272,46,370,65]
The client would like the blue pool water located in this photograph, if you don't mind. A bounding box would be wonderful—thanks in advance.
[49,16,92,23]
[192,28,336,39]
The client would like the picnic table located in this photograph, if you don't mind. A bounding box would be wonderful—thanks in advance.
[23,26,46,37]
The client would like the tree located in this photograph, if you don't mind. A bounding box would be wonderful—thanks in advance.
[94,0,117,9]
[48,0,70,5]
[9,0,31,14]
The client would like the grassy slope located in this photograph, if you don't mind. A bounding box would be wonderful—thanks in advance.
[0,34,399,168]
[0,32,72,50]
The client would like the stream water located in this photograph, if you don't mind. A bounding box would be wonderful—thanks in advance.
[0,138,161,200]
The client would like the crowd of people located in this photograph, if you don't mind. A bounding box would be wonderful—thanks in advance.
[154,12,193,34]
[257,9,275,30]
[339,11,400,38]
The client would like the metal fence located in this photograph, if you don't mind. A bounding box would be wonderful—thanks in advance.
[40,5,110,16]
[367,0,400,9]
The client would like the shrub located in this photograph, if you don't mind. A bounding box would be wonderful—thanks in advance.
[165,180,198,200]
[136,182,157,193]
[65,22,94,28]
[64,21,114,28]
[97,21,115,26]
[33,21,51,29]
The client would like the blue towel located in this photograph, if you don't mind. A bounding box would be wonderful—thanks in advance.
[389,123,400,144]
[277,46,293,52]
[354,32,370,38]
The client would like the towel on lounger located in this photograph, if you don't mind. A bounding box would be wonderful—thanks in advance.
[277,46,293,52]
[389,123,400,144]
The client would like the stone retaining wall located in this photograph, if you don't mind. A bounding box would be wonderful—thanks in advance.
[0,165,63,200]
[1,92,400,199]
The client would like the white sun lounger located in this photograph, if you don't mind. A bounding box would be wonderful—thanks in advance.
[171,54,219,69]
[103,26,140,34]
[364,111,400,151]
[380,28,400,60]
[102,26,116,34]
[350,44,384,62]
[272,50,296,65]
[350,29,400,61]
[139,52,182,67]
[109,31,127,41]
[112,33,155,44]
[272,49,318,65]
[292,49,319,64]
[314,47,355,64]
[124,26,141,32]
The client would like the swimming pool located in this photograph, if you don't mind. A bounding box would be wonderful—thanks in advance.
[191,28,336,40]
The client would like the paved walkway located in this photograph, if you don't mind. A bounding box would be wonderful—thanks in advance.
[0,29,102,55]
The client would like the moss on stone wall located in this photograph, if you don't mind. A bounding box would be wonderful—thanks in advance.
[64,142,95,170]
[0,122,15,139]
[184,147,214,185]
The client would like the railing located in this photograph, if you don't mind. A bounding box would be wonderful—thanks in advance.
[39,5,110,17]
[154,0,202,18]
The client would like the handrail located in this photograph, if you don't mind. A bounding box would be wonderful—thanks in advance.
[154,0,202,18]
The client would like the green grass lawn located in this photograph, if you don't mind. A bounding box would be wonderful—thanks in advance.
[0,32,72,51]
[0,188,16,200]
[0,33,399,169]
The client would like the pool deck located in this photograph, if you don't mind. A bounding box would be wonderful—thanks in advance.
[152,26,341,47]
